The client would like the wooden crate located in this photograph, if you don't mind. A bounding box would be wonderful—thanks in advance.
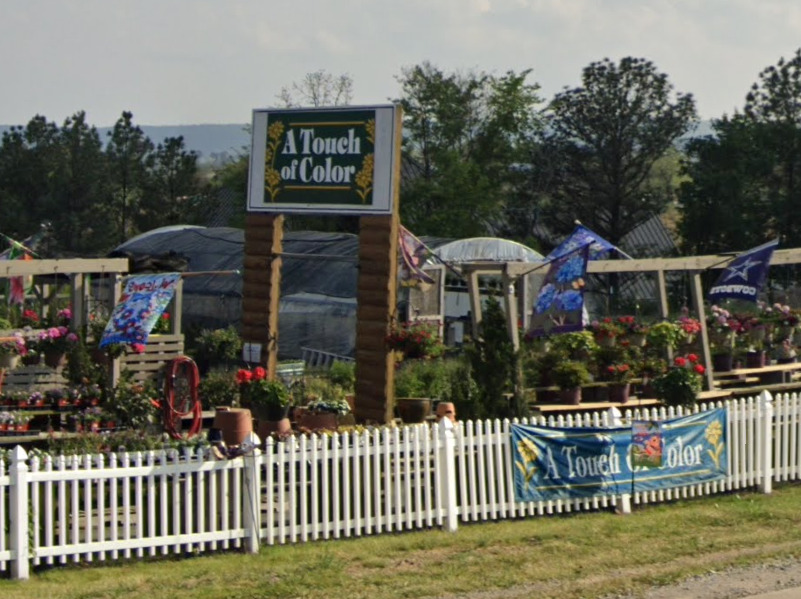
[1,363,67,393]
[119,334,185,385]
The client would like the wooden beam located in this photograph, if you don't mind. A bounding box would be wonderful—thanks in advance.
[0,258,129,277]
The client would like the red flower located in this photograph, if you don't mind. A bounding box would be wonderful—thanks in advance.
[236,369,253,384]
[252,366,267,380]
[687,353,699,363]
[693,364,706,374]
[674,357,687,367]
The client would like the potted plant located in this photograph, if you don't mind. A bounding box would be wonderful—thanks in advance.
[773,339,797,364]
[0,332,26,369]
[236,366,292,421]
[588,318,624,348]
[652,354,705,408]
[550,330,599,359]
[385,320,445,360]
[602,362,634,403]
[551,360,591,405]
[707,305,738,371]
[646,321,683,350]
[37,325,79,368]
[193,326,242,374]
[301,384,351,432]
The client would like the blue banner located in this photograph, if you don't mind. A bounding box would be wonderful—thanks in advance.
[547,224,619,261]
[529,243,589,336]
[100,273,181,347]
[708,239,778,303]
[511,409,727,502]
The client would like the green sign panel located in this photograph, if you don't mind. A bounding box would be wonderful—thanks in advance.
[248,105,398,214]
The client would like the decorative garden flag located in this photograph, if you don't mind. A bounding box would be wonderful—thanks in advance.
[511,408,727,502]
[0,234,38,305]
[631,419,664,469]
[708,239,779,303]
[100,273,181,347]
[529,243,590,336]
[546,224,620,261]
[399,225,435,288]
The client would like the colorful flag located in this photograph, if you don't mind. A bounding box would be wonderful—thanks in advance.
[708,239,779,303]
[1,235,37,305]
[100,273,181,347]
[529,243,590,336]
[399,225,435,289]
[546,224,620,261]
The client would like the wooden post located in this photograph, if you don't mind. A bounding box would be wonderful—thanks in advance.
[355,214,399,424]
[242,213,284,377]
[502,270,519,351]
[690,272,715,390]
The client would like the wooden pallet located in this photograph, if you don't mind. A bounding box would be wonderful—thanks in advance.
[1,363,67,393]
[119,334,185,384]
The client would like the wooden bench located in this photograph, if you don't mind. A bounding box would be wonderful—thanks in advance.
[530,398,661,416]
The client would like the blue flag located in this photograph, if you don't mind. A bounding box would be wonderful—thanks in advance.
[529,243,589,336]
[708,239,778,303]
[547,225,619,261]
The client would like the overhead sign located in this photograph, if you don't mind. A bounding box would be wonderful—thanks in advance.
[247,105,399,215]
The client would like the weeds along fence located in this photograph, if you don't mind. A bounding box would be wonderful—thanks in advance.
[0,390,793,579]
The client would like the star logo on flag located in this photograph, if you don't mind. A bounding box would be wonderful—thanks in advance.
[723,257,761,282]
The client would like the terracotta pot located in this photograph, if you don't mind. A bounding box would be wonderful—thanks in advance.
[297,412,338,432]
[212,407,253,446]
[257,418,292,438]
[435,401,456,423]
[396,398,432,423]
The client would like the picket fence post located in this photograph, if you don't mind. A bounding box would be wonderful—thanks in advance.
[438,421,459,532]
[9,445,30,580]
[759,390,774,494]
[242,448,262,553]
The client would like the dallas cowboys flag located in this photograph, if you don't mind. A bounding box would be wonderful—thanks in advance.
[708,239,779,303]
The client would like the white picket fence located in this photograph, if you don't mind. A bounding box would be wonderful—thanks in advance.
[0,390,793,579]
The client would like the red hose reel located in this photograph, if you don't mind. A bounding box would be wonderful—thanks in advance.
[161,355,203,440]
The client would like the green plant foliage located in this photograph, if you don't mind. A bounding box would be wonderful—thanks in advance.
[551,360,592,390]
[106,372,160,429]
[198,370,239,408]
[192,326,242,370]
[467,296,525,419]
[652,356,705,407]
[328,361,355,393]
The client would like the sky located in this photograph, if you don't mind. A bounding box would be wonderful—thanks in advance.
[3,0,801,127]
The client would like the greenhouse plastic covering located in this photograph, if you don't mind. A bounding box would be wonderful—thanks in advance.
[111,226,545,359]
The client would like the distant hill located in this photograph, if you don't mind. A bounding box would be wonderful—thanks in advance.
[0,120,715,166]
[0,123,250,165]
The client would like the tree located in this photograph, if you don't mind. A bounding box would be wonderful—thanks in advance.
[277,70,353,107]
[105,111,154,244]
[396,62,543,237]
[538,57,697,247]
[679,49,801,252]
[139,136,201,229]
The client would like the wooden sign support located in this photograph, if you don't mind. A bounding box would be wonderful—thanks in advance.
[241,213,284,376]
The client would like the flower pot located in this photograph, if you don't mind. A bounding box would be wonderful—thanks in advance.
[608,382,631,404]
[21,354,41,366]
[43,349,67,369]
[712,353,734,372]
[297,411,338,432]
[253,403,291,422]
[212,407,253,446]
[257,417,292,438]
[435,401,456,423]
[745,351,766,369]
[559,387,582,405]
[0,354,20,369]
[777,357,797,364]
[626,334,647,347]
[395,398,432,423]
[598,336,616,348]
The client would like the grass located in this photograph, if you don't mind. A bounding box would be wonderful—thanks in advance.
[6,484,801,598]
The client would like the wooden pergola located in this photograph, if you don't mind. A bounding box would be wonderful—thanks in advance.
[461,248,801,391]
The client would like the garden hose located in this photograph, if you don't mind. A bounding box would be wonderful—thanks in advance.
[163,355,203,440]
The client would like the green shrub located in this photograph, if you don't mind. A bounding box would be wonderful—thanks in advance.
[192,326,242,371]
[198,370,239,408]
[328,360,355,392]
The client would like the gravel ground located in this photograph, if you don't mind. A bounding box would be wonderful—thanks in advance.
[439,555,801,599]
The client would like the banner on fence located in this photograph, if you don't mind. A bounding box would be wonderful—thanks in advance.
[100,272,181,348]
[511,408,727,502]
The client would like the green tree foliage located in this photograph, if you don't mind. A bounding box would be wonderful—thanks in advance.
[396,62,543,238]
[679,49,801,252]
[105,111,155,244]
[538,57,697,246]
